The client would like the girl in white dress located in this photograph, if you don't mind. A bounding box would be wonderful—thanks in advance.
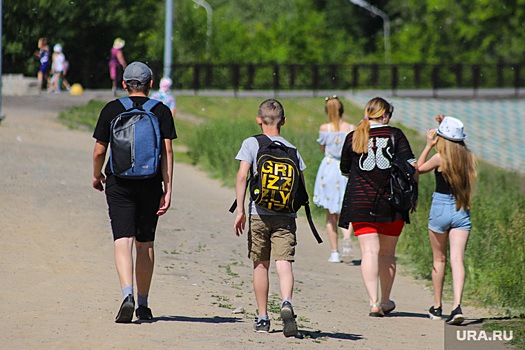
[313,96,356,262]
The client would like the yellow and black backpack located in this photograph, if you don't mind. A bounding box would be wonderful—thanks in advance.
[230,134,322,243]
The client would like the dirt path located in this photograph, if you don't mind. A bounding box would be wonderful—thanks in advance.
[0,92,488,349]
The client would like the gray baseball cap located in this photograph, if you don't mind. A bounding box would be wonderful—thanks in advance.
[123,62,152,85]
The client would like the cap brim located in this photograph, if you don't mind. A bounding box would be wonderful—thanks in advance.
[437,130,466,141]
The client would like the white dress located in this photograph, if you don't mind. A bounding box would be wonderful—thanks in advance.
[313,125,350,214]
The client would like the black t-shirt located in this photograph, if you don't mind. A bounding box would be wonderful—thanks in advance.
[93,96,177,178]
[339,125,415,226]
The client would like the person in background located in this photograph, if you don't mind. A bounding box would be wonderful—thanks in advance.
[339,97,417,317]
[109,38,127,95]
[35,37,51,91]
[49,44,71,92]
[151,77,176,117]
[313,95,355,263]
[417,115,476,325]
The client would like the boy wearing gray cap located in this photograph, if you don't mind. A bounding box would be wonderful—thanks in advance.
[92,62,177,323]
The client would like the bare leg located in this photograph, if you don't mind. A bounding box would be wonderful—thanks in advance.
[326,211,340,251]
[135,241,155,296]
[275,260,294,301]
[449,229,470,308]
[253,261,270,317]
[342,223,353,239]
[378,234,399,304]
[61,75,71,90]
[114,237,134,289]
[357,233,380,306]
[429,230,448,308]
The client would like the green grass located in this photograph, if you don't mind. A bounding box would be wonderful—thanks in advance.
[58,99,107,129]
[60,95,525,320]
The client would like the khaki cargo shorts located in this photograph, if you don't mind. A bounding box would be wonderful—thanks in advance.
[248,215,297,262]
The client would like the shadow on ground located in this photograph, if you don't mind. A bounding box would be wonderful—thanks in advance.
[137,315,241,324]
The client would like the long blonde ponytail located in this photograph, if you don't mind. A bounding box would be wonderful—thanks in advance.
[352,97,393,153]
[325,97,344,132]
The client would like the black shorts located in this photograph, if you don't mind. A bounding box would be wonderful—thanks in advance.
[105,175,163,242]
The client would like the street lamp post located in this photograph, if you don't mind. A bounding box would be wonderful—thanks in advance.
[192,0,213,60]
[348,0,390,64]
[164,0,173,78]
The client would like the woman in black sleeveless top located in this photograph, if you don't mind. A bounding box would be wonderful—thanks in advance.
[417,116,476,326]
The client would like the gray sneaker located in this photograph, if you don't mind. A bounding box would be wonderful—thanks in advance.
[253,318,270,333]
[280,301,298,337]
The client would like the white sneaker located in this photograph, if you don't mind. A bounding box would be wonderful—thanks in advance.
[341,237,352,258]
[328,252,342,263]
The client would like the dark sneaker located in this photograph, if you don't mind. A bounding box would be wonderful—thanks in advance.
[280,301,298,337]
[428,305,442,320]
[136,305,153,321]
[253,318,270,333]
[115,295,135,323]
[445,305,465,325]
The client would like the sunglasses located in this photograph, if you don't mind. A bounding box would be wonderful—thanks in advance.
[325,95,339,101]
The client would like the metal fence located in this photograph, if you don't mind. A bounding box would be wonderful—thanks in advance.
[148,63,524,96]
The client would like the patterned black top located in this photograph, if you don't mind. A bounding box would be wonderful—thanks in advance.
[338,124,415,227]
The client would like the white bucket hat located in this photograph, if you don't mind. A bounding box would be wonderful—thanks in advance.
[437,116,466,141]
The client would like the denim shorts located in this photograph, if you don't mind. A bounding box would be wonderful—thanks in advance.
[428,192,471,234]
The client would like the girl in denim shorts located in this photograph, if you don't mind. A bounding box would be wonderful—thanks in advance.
[417,116,476,326]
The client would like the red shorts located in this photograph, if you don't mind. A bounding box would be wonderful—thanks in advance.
[352,219,405,237]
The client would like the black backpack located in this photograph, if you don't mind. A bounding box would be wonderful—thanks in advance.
[388,130,418,216]
[230,135,322,243]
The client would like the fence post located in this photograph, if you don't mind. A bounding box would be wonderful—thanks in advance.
[352,65,359,92]
[312,64,319,97]
[472,64,480,97]
[330,64,337,89]
[497,62,504,87]
[413,63,421,88]
[205,64,213,89]
[273,64,280,97]
[514,64,521,97]
[455,63,463,87]
[246,64,254,90]
[232,64,240,97]
[193,64,201,94]
[289,64,296,89]
[391,65,398,96]
[371,64,379,87]
[432,65,439,97]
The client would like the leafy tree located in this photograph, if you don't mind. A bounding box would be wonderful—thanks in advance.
[3,0,163,87]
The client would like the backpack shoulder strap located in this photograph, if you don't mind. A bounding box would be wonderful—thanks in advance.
[142,98,161,112]
[253,134,271,148]
[118,97,133,110]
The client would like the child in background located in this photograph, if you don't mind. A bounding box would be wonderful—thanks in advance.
[313,95,355,262]
[35,38,51,91]
[49,44,71,92]
[151,77,176,117]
